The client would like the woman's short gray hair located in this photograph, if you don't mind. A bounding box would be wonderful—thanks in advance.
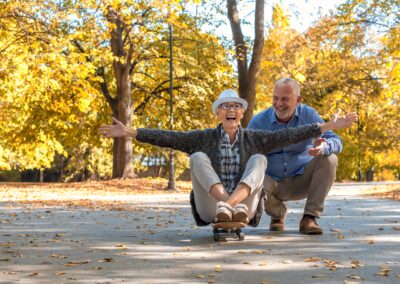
[274,78,301,97]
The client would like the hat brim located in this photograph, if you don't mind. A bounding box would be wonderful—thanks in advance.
[212,97,248,115]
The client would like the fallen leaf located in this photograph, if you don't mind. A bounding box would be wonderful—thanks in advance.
[54,272,65,276]
[346,275,361,279]
[96,258,113,263]
[195,274,205,279]
[215,265,222,272]
[29,272,39,277]
[0,242,16,247]
[242,261,251,265]
[252,250,265,254]
[304,257,322,262]
[282,260,292,264]
[351,260,361,268]
[51,254,67,259]
[344,280,360,284]
[5,271,17,275]
[65,259,92,266]
[258,261,268,266]
[312,274,327,278]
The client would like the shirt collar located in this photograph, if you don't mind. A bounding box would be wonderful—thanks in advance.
[271,105,300,124]
[220,126,239,145]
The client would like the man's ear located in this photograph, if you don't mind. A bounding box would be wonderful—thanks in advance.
[297,96,302,103]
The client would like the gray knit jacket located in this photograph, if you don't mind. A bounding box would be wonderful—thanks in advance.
[136,123,322,227]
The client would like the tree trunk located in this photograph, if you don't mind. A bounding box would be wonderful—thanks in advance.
[39,169,44,183]
[112,68,134,178]
[59,156,64,182]
[105,7,135,178]
[227,0,264,127]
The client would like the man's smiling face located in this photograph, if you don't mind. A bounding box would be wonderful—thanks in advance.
[216,102,244,129]
[272,84,301,123]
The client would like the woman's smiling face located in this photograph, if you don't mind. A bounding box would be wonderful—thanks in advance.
[216,102,244,129]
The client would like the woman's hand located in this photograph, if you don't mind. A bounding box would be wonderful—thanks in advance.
[329,109,358,130]
[99,117,137,138]
[320,110,358,133]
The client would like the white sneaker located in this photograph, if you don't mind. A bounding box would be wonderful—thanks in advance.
[215,201,234,222]
[232,204,249,223]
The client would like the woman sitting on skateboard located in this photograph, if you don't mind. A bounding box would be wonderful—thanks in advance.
[99,90,357,227]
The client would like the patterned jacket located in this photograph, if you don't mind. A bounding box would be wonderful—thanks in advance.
[136,123,322,226]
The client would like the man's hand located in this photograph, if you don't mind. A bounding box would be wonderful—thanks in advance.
[308,137,326,156]
[99,117,136,138]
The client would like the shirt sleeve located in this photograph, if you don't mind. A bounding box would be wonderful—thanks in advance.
[309,109,343,155]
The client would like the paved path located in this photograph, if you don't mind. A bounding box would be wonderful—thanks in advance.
[0,184,399,283]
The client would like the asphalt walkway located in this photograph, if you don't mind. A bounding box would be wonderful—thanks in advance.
[0,183,399,283]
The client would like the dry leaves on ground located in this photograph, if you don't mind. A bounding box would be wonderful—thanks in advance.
[0,178,192,210]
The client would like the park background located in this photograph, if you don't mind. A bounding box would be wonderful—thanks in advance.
[1,1,400,283]
[0,0,399,184]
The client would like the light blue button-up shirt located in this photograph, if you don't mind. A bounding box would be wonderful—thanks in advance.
[247,104,343,181]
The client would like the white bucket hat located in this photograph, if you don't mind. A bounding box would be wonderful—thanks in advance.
[212,89,248,115]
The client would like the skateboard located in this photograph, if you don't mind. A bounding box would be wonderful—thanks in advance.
[212,222,246,241]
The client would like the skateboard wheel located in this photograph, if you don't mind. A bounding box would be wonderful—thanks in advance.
[236,229,245,241]
[213,228,220,241]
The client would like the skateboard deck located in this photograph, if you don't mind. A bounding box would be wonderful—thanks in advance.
[212,222,246,241]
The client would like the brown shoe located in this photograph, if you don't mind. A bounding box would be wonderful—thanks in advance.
[269,218,285,231]
[299,215,323,235]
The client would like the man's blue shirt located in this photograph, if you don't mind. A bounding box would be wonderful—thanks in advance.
[247,104,343,181]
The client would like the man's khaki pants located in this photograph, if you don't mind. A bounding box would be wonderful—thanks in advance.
[190,152,267,223]
[263,154,338,219]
